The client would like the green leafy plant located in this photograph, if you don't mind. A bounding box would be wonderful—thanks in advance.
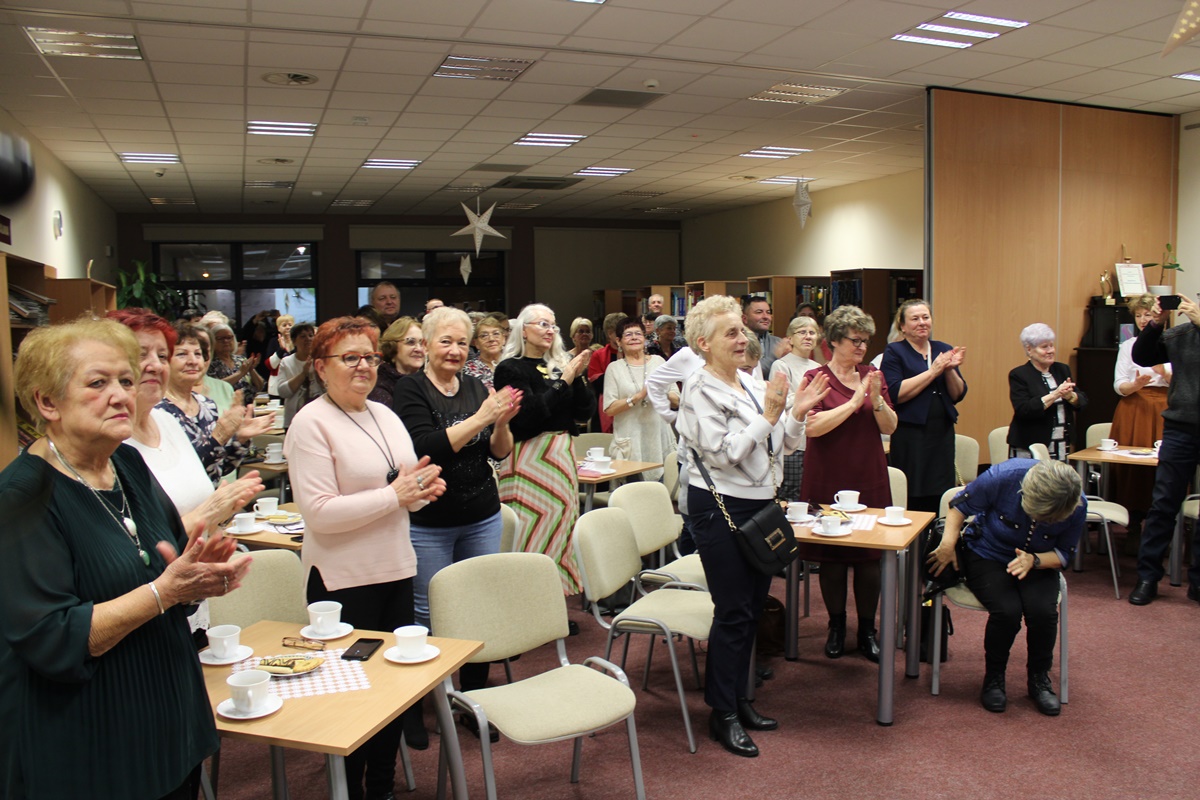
[116,259,185,316]
[1143,243,1183,286]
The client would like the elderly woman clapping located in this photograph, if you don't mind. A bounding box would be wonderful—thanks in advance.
[0,318,250,799]
[676,295,828,758]
[1008,323,1087,461]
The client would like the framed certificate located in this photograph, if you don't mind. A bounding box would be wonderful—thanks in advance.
[1115,263,1148,297]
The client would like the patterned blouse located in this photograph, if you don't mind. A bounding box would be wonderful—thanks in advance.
[208,354,255,397]
[156,392,247,485]
[463,357,497,390]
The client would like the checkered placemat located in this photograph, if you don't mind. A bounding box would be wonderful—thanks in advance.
[807,514,878,531]
[231,649,371,698]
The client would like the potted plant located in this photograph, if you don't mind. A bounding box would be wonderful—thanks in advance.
[1143,243,1182,296]
[116,259,185,316]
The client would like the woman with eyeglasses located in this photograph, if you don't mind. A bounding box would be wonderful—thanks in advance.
[285,316,447,798]
[493,304,594,593]
[603,317,675,482]
[800,305,897,663]
[462,314,508,390]
[370,316,424,407]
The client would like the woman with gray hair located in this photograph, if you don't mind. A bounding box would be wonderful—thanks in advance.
[647,314,680,359]
[928,459,1085,716]
[1007,323,1086,461]
[493,304,594,593]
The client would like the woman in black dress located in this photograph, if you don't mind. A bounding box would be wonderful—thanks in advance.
[1007,323,1086,461]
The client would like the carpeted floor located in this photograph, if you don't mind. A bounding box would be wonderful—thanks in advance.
[210,537,1200,800]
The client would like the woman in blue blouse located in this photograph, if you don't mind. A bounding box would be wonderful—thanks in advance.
[927,459,1085,717]
[881,299,966,513]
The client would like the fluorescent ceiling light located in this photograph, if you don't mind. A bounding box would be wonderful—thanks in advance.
[642,207,690,214]
[121,152,180,164]
[567,0,606,4]
[740,146,811,159]
[362,159,421,169]
[514,132,586,147]
[750,82,847,104]
[1173,73,1200,81]
[435,55,536,81]
[759,176,812,185]
[24,27,143,59]
[575,166,633,177]
[445,186,487,192]
[244,181,295,189]
[891,34,972,48]
[331,199,374,207]
[247,121,317,137]
[498,202,540,210]
[943,11,1028,28]
[149,198,194,205]
[917,23,998,39]
[618,190,664,197]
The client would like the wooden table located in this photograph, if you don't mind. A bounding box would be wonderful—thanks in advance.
[202,620,482,800]
[1068,445,1185,585]
[784,508,934,726]
[225,501,304,552]
[577,459,662,513]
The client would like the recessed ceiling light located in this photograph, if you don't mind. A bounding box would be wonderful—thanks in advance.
[759,176,812,185]
[618,190,664,198]
[256,158,296,165]
[331,199,374,207]
[121,153,180,164]
[149,197,195,205]
[943,11,1028,28]
[244,181,295,189]
[740,146,811,159]
[24,27,143,59]
[916,23,998,39]
[247,121,317,137]
[514,132,586,147]
[892,34,972,48]
[1173,73,1200,81]
[575,166,633,177]
[362,159,421,169]
[435,55,536,81]
[498,202,540,210]
[749,83,848,104]
[261,72,319,86]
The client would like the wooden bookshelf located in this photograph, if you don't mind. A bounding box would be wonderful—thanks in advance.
[637,284,685,318]
[48,277,116,323]
[683,280,749,312]
[828,268,924,362]
[591,289,639,321]
[748,276,797,337]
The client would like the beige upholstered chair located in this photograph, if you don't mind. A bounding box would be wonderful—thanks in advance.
[987,426,1010,466]
[575,432,616,507]
[954,434,980,484]
[429,552,645,800]
[207,550,306,628]
[1029,442,1051,463]
[574,508,713,754]
[608,482,706,592]
[498,502,520,553]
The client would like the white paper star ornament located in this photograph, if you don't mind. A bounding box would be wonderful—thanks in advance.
[793,181,813,229]
[1163,0,1200,56]
[460,254,472,285]
[452,200,506,256]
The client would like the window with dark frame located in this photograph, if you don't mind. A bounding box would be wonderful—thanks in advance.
[357,249,506,317]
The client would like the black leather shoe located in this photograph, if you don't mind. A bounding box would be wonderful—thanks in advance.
[1027,672,1061,716]
[825,614,846,659]
[1187,583,1200,606]
[980,672,1007,713]
[709,710,758,757]
[736,698,778,731]
[857,627,881,664]
[755,664,774,681]
[1129,580,1158,606]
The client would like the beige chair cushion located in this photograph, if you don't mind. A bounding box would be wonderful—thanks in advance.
[615,589,714,641]
[1087,500,1129,528]
[207,550,307,628]
[944,583,986,611]
[643,553,707,588]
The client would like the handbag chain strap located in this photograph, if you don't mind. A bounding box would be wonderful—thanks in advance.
[690,447,739,533]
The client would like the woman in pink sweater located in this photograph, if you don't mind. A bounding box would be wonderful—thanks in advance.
[284,316,446,800]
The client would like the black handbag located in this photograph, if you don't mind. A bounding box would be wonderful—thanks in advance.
[922,522,969,599]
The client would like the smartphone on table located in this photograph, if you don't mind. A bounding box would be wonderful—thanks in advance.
[342,638,384,661]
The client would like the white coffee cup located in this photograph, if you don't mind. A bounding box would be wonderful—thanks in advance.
[834,490,860,508]
[820,516,843,534]
[266,441,283,452]
[885,505,905,524]
[255,497,279,516]
[1154,439,1163,454]
[787,502,808,521]
[394,624,429,658]
[587,447,606,460]
[228,670,272,714]
[590,455,612,470]
[233,512,257,532]
[1099,438,1118,451]
[207,624,241,659]
[307,601,342,635]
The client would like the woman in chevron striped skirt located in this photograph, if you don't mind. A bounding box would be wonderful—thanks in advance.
[493,304,595,593]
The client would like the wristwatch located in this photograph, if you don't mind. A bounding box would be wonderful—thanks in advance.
[1031,553,1041,569]
[626,397,634,408]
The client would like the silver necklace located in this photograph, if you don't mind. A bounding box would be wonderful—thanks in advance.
[424,367,458,396]
[48,439,149,566]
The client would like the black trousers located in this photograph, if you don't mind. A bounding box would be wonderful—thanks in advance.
[963,548,1059,675]
[308,567,415,800]
[688,486,773,713]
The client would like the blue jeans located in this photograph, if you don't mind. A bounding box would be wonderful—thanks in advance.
[411,511,502,629]
[1137,425,1200,586]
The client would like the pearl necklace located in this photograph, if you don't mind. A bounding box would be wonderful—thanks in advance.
[48,439,149,566]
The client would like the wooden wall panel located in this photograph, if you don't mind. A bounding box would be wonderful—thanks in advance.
[930,90,1177,462]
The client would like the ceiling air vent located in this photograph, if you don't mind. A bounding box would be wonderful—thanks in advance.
[492,175,583,190]
[574,89,663,108]
[262,72,319,86]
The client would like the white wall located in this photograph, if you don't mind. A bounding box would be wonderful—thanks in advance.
[681,170,923,279]
[1178,112,1200,298]
[533,227,680,321]
[0,111,118,281]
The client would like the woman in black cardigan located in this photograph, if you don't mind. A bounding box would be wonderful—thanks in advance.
[1007,323,1086,461]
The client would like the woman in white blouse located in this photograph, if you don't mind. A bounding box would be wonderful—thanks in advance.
[768,316,821,503]
[603,317,675,481]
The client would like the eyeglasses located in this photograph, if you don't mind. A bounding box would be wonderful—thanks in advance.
[476,330,506,342]
[399,338,422,348]
[282,636,326,651]
[321,352,383,367]
[622,331,645,340]
[845,337,870,349]
[525,320,560,333]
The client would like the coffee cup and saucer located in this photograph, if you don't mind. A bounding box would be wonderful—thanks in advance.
[385,625,440,664]
[1097,438,1118,452]
[300,601,353,640]
[217,669,283,720]
[830,490,866,513]
[785,501,814,525]
[877,505,912,527]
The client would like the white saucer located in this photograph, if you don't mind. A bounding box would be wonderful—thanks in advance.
[299,622,353,641]
[812,522,853,537]
[831,503,867,513]
[257,512,302,524]
[581,465,616,475]
[199,644,253,666]
[384,644,440,665]
[878,517,912,527]
[787,514,816,525]
[225,523,269,535]
[216,695,283,720]
[262,458,286,465]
